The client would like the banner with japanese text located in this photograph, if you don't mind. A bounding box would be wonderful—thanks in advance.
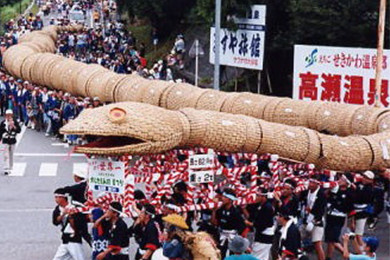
[293,45,390,106]
[209,5,266,70]
[88,158,125,194]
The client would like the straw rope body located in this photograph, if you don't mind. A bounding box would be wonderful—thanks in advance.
[3,26,390,137]
[5,27,390,172]
[60,102,390,172]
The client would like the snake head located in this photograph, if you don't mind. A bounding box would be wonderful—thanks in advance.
[60,102,186,155]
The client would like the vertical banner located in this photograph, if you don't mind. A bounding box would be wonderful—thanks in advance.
[293,45,390,106]
[209,5,266,70]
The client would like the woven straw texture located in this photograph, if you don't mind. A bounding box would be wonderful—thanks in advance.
[195,90,229,111]
[363,133,390,169]
[249,96,278,120]
[351,107,390,135]
[318,135,373,171]
[242,116,262,153]
[104,74,127,102]
[166,83,206,110]
[313,102,354,135]
[86,70,117,100]
[34,54,65,86]
[141,81,171,106]
[181,108,248,153]
[273,99,311,127]
[376,112,390,133]
[113,74,147,102]
[302,128,321,164]
[49,60,75,90]
[306,101,325,129]
[20,53,41,82]
[263,98,289,122]
[258,121,311,162]
[73,64,107,97]
[159,83,176,108]
[220,92,242,113]
[229,92,265,118]
[5,47,36,78]
[18,42,42,53]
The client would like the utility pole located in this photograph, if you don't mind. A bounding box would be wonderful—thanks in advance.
[213,0,221,90]
[195,39,199,86]
[374,0,386,107]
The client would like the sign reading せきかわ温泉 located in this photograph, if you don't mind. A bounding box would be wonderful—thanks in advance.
[293,45,390,106]
[88,158,125,194]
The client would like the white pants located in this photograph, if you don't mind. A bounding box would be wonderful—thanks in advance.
[3,144,14,171]
[355,218,367,236]
[311,226,324,242]
[252,242,272,260]
[53,243,85,260]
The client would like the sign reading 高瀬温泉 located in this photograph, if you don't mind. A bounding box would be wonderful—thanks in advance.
[88,158,125,194]
[209,5,266,70]
[293,45,390,106]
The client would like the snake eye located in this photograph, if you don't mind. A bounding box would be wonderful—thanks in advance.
[109,107,127,124]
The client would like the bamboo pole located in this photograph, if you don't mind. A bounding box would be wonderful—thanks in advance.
[375,0,387,107]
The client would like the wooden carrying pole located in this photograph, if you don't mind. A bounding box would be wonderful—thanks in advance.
[375,0,387,107]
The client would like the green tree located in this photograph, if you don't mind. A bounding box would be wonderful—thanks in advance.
[117,0,196,37]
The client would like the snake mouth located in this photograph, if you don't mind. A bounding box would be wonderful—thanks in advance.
[80,135,145,149]
[64,132,182,155]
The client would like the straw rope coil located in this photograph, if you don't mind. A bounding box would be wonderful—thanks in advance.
[273,99,311,127]
[229,92,266,118]
[181,108,248,153]
[318,135,373,171]
[376,112,390,133]
[351,107,390,135]
[113,74,148,102]
[20,53,41,82]
[263,98,289,122]
[258,122,311,162]
[363,133,390,169]
[140,80,171,106]
[220,92,242,113]
[35,54,65,87]
[86,70,118,101]
[73,64,108,97]
[195,90,229,111]
[166,83,207,110]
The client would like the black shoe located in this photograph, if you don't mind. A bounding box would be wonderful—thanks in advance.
[4,171,9,175]
[368,217,379,230]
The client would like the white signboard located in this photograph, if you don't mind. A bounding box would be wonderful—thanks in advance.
[293,45,390,106]
[189,154,215,169]
[189,170,215,184]
[88,158,125,194]
[210,5,266,70]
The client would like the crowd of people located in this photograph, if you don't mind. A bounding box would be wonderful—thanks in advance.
[51,158,390,260]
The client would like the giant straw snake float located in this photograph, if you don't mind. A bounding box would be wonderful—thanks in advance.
[3,25,390,171]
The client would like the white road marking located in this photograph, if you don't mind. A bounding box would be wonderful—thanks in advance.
[51,143,69,147]
[15,153,85,157]
[8,162,26,176]
[38,163,58,176]
[15,125,26,150]
[73,163,88,174]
